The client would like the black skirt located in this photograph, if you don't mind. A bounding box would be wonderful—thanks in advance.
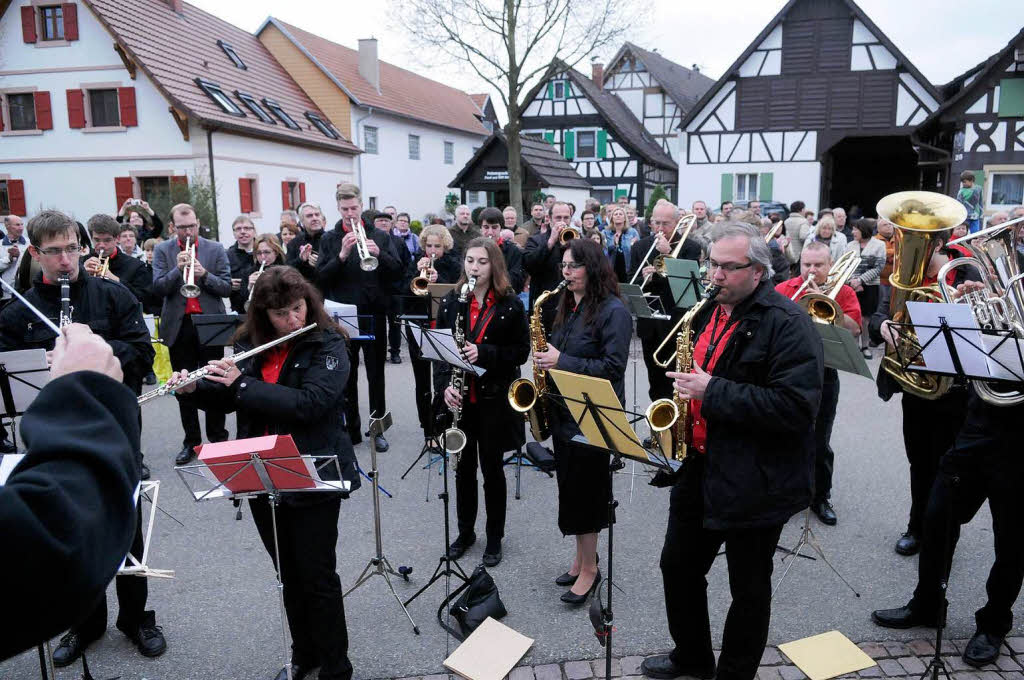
[553,436,610,535]
[856,284,879,320]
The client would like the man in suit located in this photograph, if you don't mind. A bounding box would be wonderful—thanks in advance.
[152,203,232,465]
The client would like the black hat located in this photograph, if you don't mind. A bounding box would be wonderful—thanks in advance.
[373,211,392,222]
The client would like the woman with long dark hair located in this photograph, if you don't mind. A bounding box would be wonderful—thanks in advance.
[437,237,530,566]
[533,238,631,604]
[171,266,359,680]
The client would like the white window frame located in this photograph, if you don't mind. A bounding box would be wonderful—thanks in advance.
[197,78,243,117]
[734,173,759,202]
[444,140,454,164]
[364,125,378,154]
[574,127,600,161]
[985,166,1024,210]
[408,134,420,161]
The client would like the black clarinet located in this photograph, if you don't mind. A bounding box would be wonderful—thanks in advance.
[58,274,72,327]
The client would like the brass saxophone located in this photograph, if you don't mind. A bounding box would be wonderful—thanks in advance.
[443,276,477,456]
[507,280,568,442]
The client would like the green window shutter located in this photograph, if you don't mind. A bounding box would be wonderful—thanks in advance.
[614,189,628,200]
[997,78,1024,118]
[564,130,575,160]
[547,81,554,100]
[596,130,608,158]
[758,172,773,201]
[721,174,734,203]
[544,130,554,144]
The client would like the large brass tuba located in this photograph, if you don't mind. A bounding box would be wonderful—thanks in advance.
[878,191,966,399]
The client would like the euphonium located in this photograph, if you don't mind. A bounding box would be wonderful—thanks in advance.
[507,279,568,442]
[411,253,435,296]
[878,191,966,399]
[667,285,721,460]
[180,237,201,299]
[443,276,477,456]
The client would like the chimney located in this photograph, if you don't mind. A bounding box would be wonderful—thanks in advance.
[167,0,182,13]
[358,38,380,92]
[591,58,604,89]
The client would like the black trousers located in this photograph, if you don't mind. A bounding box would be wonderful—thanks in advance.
[344,313,387,441]
[812,368,839,503]
[405,324,434,434]
[901,390,967,535]
[387,296,403,354]
[641,333,673,402]
[910,396,1024,637]
[250,495,352,680]
[660,459,783,680]
[169,316,228,448]
[77,505,147,638]
[454,403,507,540]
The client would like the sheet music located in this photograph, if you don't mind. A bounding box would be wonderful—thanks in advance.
[0,454,25,486]
[407,325,486,375]
[324,300,360,335]
[905,302,989,376]
[982,334,1024,381]
[0,348,49,414]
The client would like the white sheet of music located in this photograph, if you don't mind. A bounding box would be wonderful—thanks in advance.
[906,302,989,377]
[0,453,25,486]
[408,325,485,376]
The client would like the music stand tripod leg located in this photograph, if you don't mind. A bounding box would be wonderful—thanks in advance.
[268,493,293,680]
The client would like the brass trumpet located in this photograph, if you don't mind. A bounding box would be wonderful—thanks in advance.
[411,253,435,296]
[352,218,378,271]
[180,237,201,299]
[559,225,581,244]
[93,249,110,278]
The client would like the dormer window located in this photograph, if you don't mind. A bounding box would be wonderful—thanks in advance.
[262,98,300,130]
[305,112,338,139]
[196,78,243,116]
[217,40,246,70]
[236,91,274,124]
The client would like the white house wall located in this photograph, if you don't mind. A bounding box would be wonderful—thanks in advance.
[351,108,486,219]
[677,161,820,213]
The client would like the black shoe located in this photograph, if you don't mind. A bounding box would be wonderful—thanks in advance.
[641,436,653,448]
[143,372,157,385]
[373,435,389,452]
[447,533,476,560]
[555,571,578,586]
[52,631,97,668]
[895,532,920,556]
[871,604,939,629]
[390,352,402,364]
[119,610,166,658]
[0,439,16,454]
[175,446,196,466]
[640,655,715,680]
[812,499,837,525]
[140,462,151,481]
[964,630,1003,667]
[483,537,502,567]
[560,569,600,605]
[274,663,315,680]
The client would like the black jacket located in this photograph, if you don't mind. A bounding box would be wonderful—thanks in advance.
[80,249,152,306]
[628,235,702,339]
[316,220,402,321]
[389,232,414,295]
[687,280,823,530]
[0,372,140,661]
[433,289,530,449]
[116,212,163,243]
[0,269,154,393]
[500,239,526,293]
[523,229,563,310]
[180,327,359,504]
[285,228,325,282]
[226,243,253,314]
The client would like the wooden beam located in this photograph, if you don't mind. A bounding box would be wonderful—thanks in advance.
[113,42,137,80]
[168,107,189,141]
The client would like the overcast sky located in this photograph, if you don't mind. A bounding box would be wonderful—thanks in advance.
[195,0,1024,119]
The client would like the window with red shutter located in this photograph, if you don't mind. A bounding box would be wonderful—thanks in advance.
[9,180,27,216]
[33,92,53,130]
[62,3,78,41]
[66,89,85,128]
[298,182,306,204]
[21,7,37,43]
[117,87,137,127]
[281,181,290,210]
[114,177,134,211]
[239,178,254,213]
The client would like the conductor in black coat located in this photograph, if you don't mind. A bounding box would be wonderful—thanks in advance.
[172,266,359,680]
[436,237,530,567]
[628,202,702,402]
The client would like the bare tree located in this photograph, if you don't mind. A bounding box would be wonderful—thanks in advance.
[394,0,643,214]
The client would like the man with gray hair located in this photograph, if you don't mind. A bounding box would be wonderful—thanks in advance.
[448,204,481,256]
[285,201,327,281]
[0,214,26,301]
[833,207,851,241]
[644,221,822,680]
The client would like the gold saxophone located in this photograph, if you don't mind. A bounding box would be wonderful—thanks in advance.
[507,280,568,441]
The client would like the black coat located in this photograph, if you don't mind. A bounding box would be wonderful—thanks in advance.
[433,289,530,449]
[547,295,632,441]
[390,232,414,294]
[81,250,152,306]
[0,269,154,393]
[523,229,563,310]
[0,372,140,662]
[628,234,702,339]
[181,328,359,504]
[688,280,822,530]
[226,243,253,314]
[285,228,325,282]
[316,221,402,321]
[500,239,526,293]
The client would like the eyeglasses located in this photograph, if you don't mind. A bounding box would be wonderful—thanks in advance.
[560,262,585,270]
[37,245,82,257]
[707,259,754,273]
[174,224,198,230]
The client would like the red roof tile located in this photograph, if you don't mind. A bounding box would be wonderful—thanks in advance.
[82,0,360,154]
[271,19,489,137]
[469,94,489,112]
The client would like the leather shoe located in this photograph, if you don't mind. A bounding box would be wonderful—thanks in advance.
[274,663,315,680]
[53,631,97,668]
[964,630,1003,667]
[143,371,157,385]
[0,439,16,454]
[119,610,166,658]
[175,446,196,466]
[871,604,939,629]
[373,435,389,452]
[812,499,837,525]
[140,462,151,481]
[390,353,402,364]
[447,533,476,560]
[561,569,600,605]
[895,532,920,556]
[555,571,578,586]
[483,537,502,567]
[641,654,715,680]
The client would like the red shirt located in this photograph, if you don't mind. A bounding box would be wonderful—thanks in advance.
[466,290,497,404]
[260,344,289,385]
[179,240,203,315]
[690,307,739,454]
[775,276,862,327]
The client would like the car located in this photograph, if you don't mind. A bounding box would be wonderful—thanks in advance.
[732,200,789,218]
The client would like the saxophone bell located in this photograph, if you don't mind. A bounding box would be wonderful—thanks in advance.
[507,377,538,412]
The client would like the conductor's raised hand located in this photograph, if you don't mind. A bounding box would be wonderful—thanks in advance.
[50,324,122,382]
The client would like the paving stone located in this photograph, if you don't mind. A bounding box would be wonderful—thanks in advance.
[997,658,1023,672]
[954,640,974,655]
[1007,638,1024,655]
[953,673,981,680]
[878,658,908,676]
[909,640,936,656]
[857,666,883,678]
[534,664,563,680]
[898,656,928,674]
[949,656,976,672]
[884,642,911,657]
[422,675,449,680]
[565,661,593,680]
[619,657,643,676]
[1000,672,1024,680]
[859,643,889,660]
[510,667,535,680]
[978,672,1004,680]
[757,667,782,680]
[779,665,806,680]
[590,658,621,677]
[762,648,784,666]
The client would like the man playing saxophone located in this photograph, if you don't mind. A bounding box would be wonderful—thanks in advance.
[644,222,822,680]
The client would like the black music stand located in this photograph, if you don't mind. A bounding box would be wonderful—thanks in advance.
[193,313,242,348]
[398,315,444,486]
[663,258,703,310]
